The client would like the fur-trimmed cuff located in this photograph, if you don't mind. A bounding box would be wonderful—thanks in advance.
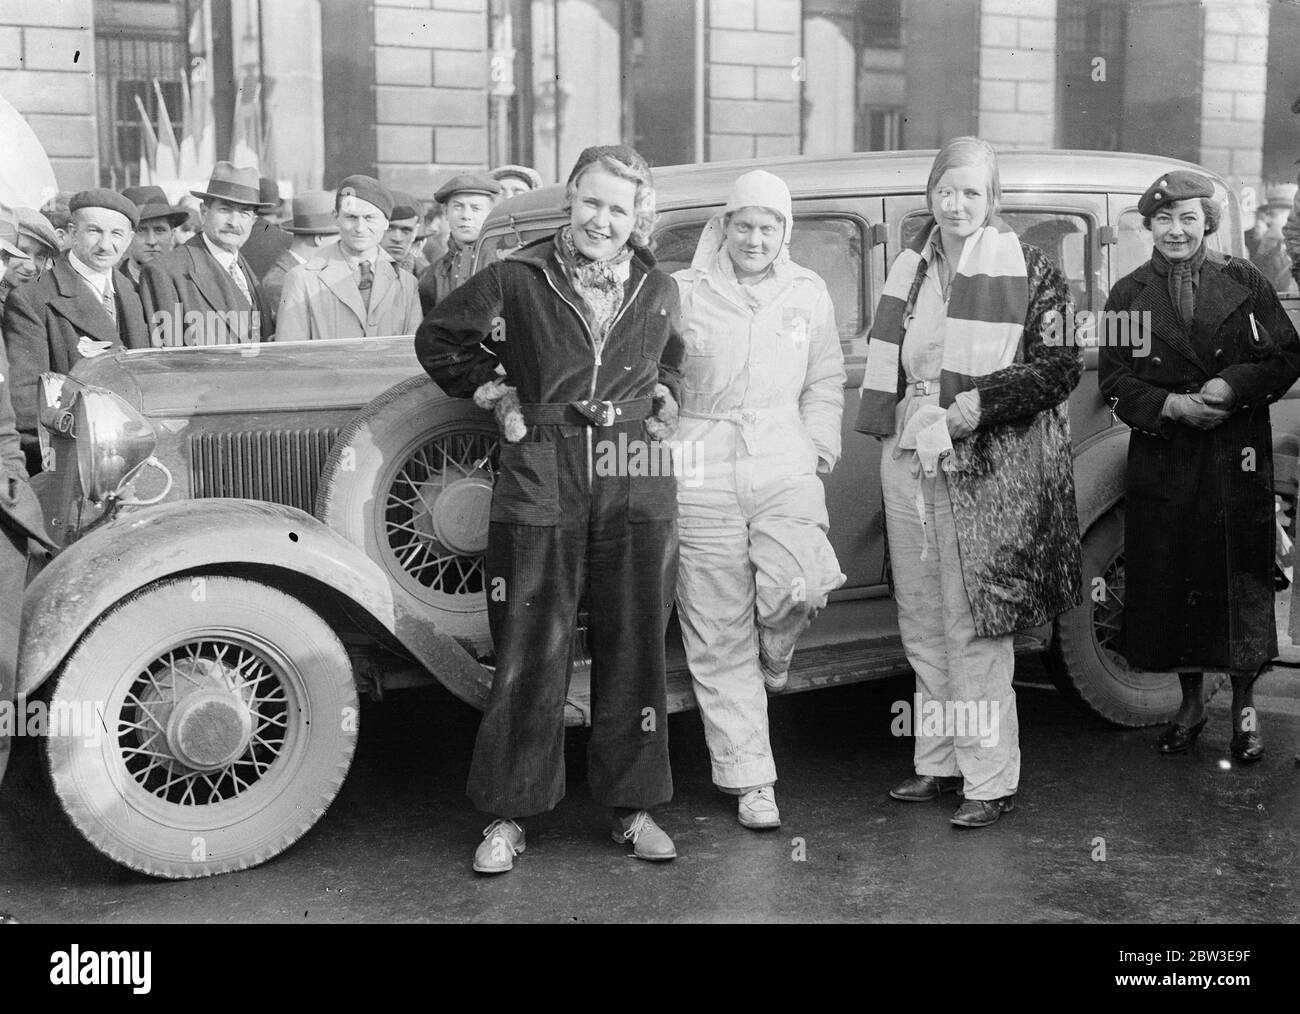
[644,383,679,441]
[472,379,527,443]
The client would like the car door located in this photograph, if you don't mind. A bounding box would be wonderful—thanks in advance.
[652,196,889,591]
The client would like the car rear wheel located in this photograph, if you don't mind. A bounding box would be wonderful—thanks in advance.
[316,376,497,656]
[45,576,358,878]
[1047,505,1221,726]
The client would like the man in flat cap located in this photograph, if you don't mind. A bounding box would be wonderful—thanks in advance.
[1100,168,1300,765]
[0,209,33,319]
[275,175,421,341]
[261,190,339,329]
[491,164,543,200]
[381,190,429,277]
[0,209,60,310]
[417,172,502,315]
[3,189,149,473]
[140,161,274,346]
[119,185,189,292]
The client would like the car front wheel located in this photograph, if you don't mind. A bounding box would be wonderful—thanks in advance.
[45,576,358,878]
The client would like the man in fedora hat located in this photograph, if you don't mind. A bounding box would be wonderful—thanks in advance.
[140,161,274,346]
[119,185,189,292]
[3,189,149,473]
[1252,183,1297,294]
[261,189,339,327]
[276,175,421,341]
[417,172,502,315]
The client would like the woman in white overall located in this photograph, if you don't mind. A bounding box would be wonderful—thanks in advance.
[673,170,846,829]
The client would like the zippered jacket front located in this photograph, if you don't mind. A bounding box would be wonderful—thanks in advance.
[415,232,684,415]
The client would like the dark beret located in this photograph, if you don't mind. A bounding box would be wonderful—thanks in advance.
[69,188,140,228]
[434,173,502,204]
[1137,170,1214,218]
[389,190,421,221]
[337,174,394,219]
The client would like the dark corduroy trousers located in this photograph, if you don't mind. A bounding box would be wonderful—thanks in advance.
[467,427,677,818]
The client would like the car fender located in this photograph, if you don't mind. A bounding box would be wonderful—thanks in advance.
[18,498,491,707]
[1072,425,1128,537]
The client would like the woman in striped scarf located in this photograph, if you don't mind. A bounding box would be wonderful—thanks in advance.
[857,137,1082,828]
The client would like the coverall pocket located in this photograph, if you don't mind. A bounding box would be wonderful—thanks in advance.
[682,326,729,396]
[641,304,672,360]
[491,441,560,525]
[628,471,679,522]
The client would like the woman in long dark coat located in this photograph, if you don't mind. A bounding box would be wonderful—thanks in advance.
[1100,170,1300,762]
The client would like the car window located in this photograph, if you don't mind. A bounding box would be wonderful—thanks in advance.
[653,215,869,361]
[475,226,552,269]
[901,210,1093,310]
[1113,207,1230,286]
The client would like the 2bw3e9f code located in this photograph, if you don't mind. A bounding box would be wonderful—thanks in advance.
[1120,951,1251,964]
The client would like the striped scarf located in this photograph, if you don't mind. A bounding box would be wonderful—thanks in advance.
[857,216,1028,436]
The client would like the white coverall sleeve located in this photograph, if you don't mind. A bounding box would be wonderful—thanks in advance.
[799,284,847,471]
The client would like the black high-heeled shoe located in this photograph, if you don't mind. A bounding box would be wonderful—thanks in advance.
[1229,730,1264,763]
[1156,716,1207,754]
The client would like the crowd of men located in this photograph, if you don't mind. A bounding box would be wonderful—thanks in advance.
[0,161,544,475]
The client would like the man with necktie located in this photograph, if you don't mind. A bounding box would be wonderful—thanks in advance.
[2,189,148,474]
[274,175,421,341]
[139,162,274,346]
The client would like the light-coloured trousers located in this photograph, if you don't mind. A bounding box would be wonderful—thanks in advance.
[881,436,1020,801]
[676,415,844,790]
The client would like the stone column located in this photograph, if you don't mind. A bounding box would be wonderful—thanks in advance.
[977,0,1056,150]
[706,0,801,161]
[0,0,97,192]
[259,0,325,192]
[1199,0,1269,196]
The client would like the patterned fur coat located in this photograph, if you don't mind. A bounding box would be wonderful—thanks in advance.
[942,244,1083,637]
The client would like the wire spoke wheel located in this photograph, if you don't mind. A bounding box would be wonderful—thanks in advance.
[315,377,500,660]
[382,430,498,600]
[46,577,357,879]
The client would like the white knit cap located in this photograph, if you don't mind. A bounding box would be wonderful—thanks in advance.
[691,169,793,271]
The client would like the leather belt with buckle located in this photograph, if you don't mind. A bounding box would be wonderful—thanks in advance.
[910,379,936,395]
[521,397,653,427]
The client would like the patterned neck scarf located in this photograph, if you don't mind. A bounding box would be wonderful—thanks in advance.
[1151,242,1206,328]
[555,225,633,342]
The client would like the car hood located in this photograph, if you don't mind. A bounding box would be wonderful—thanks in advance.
[66,335,427,419]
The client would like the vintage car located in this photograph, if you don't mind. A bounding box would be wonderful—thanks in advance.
[18,149,1300,879]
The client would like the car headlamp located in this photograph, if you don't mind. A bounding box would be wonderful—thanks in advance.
[71,386,175,505]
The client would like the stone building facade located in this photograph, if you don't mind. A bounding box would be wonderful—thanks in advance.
[0,0,1297,204]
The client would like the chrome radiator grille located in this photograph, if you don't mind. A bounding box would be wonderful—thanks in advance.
[190,428,341,511]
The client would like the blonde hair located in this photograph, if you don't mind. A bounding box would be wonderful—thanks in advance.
[926,136,1001,225]
[563,149,656,248]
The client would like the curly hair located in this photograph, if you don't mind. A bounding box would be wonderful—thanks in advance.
[1141,197,1221,235]
[563,147,656,248]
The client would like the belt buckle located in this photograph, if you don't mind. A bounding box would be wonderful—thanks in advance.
[597,399,618,426]
[913,380,933,395]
